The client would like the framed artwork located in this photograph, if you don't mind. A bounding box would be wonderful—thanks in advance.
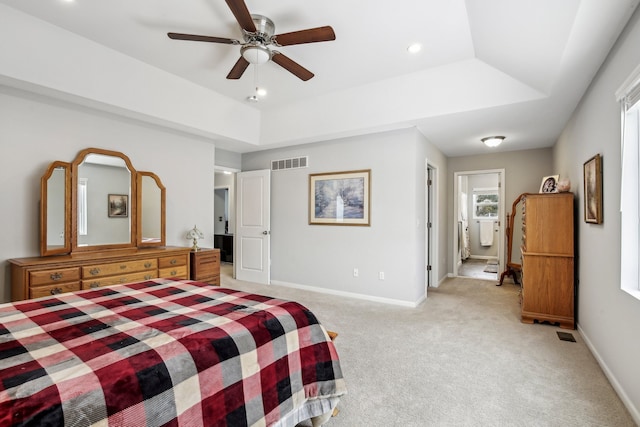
[583,154,603,224]
[309,169,371,226]
[539,175,559,193]
[108,194,128,218]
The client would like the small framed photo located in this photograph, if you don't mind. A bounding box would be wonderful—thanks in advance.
[108,194,128,218]
[309,169,371,226]
[539,175,559,193]
[583,154,603,224]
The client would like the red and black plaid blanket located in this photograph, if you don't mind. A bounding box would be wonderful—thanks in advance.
[0,279,346,426]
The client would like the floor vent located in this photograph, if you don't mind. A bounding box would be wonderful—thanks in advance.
[271,156,308,171]
[557,331,576,342]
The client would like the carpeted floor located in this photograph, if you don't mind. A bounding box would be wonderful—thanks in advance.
[219,264,636,426]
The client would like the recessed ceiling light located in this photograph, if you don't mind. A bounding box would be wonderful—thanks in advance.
[407,43,422,54]
[256,87,267,97]
[247,95,259,103]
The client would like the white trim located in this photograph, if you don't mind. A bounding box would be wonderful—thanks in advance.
[578,324,640,425]
[270,280,424,308]
[615,62,640,101]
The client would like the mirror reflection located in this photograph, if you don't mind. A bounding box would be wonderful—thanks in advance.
[138,172,165,246]
[77,153,131,247]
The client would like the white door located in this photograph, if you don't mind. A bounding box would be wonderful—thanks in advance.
[235,169,270,284]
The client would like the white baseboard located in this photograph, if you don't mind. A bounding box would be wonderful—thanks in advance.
[270,280,423,308]
[577,324,640,425]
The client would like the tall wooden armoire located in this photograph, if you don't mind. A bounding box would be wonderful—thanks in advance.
[520,193,575,329]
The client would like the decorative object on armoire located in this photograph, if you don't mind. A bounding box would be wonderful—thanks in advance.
[583,154,603,224]
[556,179,571,192]
[520,193,575,329]
[309,169,371,226]
[186,225,205,251]
[539,175,559,193]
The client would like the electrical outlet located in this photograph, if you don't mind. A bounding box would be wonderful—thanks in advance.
[379,272,385,280]
[353,268,359,277]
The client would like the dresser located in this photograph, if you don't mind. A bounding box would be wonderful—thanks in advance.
[190,248,221,285]
[9,246,191,302]
[520,193,575,329]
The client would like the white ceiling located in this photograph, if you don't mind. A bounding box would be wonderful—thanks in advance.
[1,0,638,156]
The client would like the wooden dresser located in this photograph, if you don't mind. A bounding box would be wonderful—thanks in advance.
[520,193,575,329]
[190,248,221,285]
[9,246,191,302]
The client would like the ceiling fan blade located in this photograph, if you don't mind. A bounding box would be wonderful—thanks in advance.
[273,26,336,46]
[271,52,314,81]
[226,57,250,79]
[225,0,257,33]
[168,32,238,44]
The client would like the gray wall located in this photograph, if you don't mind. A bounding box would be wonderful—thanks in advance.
[447,148,555,273]
[242,128,447,304]
[554,6,640,420]
[0,86,216,303]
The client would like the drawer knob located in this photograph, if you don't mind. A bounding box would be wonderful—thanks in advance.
[50,287,62,295]
[90,268,101,276]
[119,277,127,283]
[170,259,177,265]
[144,274,152,280]
[50,272,63,281]
[90,282,100,289]
[170,270,177,276]
[144,262,152,268]
[120,265,127,270]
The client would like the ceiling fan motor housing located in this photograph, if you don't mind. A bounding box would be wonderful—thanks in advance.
[245,14,275,44]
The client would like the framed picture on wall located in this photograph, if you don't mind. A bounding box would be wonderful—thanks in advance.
[309,169,371,226]
[108,194,128,218]
[583,154,603,224]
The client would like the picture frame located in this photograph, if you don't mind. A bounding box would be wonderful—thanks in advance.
[108,194,128,218]
[309,169,371,226]
[539,175,559,193]
[583,154,603,224]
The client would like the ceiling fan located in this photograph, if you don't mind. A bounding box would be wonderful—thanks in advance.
[167,0,336,81]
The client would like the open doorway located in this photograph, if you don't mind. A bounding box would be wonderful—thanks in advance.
[214,169,237,265]
[453,169,505,281]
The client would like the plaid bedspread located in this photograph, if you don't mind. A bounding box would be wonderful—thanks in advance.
[0,279,346,426]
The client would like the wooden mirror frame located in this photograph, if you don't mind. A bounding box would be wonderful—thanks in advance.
[40,147,167,256]
[71,148,137,253]
[499,192,529,285]
[40,161,71,256]
[137,171,166,247]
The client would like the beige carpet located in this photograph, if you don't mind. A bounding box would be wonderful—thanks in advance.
[219,264,636,426]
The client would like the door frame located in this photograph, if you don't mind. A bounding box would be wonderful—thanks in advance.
[425,160,439,291]
[452,169,505,278]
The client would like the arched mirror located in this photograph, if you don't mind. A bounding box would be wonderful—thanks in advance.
[40,161,71,256]
[40,148,166,256]
[71,148,136,252]
[137,171,166,247]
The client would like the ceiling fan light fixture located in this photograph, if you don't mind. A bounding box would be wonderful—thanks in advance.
[481,136,505,148]
[241,44,271,64]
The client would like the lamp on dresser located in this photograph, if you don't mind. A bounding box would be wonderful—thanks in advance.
[186,225,204,251]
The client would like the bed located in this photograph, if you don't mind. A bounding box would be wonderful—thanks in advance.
[0,278,346,426]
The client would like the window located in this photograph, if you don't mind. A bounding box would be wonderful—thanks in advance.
[473,188,499,220]
[78,178,88,236]
[617,65,640,299]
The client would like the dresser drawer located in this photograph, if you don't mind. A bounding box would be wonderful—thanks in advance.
[158,254,188,269]
[31,282,81,299]
[159,265,188,279]
[82,271,158,290]
[30,267,81,286]
[82,259,157,278]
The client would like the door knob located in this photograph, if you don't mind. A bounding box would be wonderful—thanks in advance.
[262,230,269,235]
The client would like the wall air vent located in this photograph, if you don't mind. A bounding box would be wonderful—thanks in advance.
[271,156,308,171]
